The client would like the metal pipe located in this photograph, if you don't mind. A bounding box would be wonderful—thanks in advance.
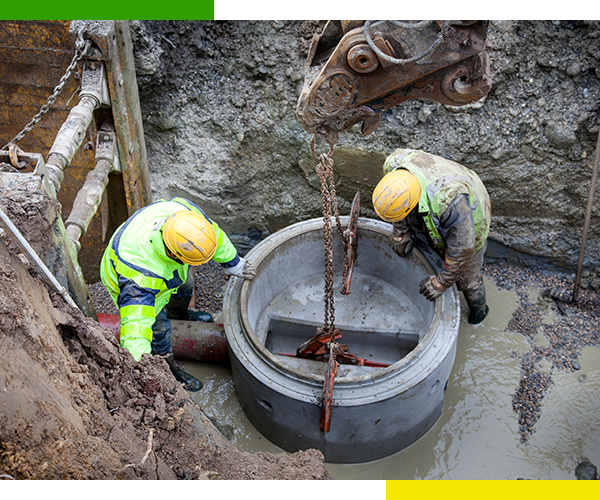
[45,95,99,194]
[65,158,112,252]
[65,123,118,252]
[0,206,79,310]
[97,314,229,363]
[572,129,600,303]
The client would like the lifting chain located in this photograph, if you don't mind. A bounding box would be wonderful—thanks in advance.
[298,136,369,433]
[310,135,347,338]
[2,29,92,151]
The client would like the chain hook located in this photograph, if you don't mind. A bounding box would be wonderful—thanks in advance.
[310,134,335,162]
[75,27,90,53]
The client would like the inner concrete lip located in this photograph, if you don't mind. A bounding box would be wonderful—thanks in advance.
[224,217,460,462]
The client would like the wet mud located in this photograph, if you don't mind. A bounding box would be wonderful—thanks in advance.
[177,264,600,479]
[485,262,600,443]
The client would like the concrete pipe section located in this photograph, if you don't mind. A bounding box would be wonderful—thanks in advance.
[223,217,460,463]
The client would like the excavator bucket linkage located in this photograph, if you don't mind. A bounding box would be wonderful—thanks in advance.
[297,20,491,143]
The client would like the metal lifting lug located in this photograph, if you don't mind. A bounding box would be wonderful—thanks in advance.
[94,121,120,171]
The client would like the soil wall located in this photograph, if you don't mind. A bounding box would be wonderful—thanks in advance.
[129,20,600,270]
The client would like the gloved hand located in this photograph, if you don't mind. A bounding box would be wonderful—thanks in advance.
[391,234,413,258]
[419,275,447,301]
[223,258,257,280]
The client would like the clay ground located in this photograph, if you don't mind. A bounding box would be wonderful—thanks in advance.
[0,196,331,480]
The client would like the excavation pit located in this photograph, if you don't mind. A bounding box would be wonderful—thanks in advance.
[224,217,460,463]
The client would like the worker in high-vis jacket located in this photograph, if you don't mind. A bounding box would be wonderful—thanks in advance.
[372,149,492,325]
[100,197,256,391]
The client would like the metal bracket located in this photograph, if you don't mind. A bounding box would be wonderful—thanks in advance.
[95,121,120,172]
[297,20,491,141]
[81,60,111,108]
[0,150,55,197]
[295,323,391,433]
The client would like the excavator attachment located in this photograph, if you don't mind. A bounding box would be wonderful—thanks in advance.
[297,20,491,143]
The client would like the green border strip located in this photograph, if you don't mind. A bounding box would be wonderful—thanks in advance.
[1,0,215,20]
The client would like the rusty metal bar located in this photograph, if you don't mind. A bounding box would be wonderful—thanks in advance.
[65,122,118,252]
[341,191,360,295]
[0,206,79,310]
[320,343,338,433]
[572,128,600,303]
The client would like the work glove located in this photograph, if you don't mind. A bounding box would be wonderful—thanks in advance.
[223,258,257,280]
[391,219,413,258]
[419,275,447,301]
[390,234,414,258]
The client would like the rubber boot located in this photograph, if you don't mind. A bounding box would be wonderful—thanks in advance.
[463,285,489,325]
[165,295,213,322]
[164,353,203,391]
[186,309,214,322]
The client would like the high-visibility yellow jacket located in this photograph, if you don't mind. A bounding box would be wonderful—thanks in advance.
[100,197,238,360]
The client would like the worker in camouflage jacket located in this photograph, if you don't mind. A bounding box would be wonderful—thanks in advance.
[372,149,492,325]
[100,197,256,390]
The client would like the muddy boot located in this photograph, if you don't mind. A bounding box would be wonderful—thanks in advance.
[164,353,203,391]
[463,286,489,325]
[165,295,213,322]
[186,309,213,322]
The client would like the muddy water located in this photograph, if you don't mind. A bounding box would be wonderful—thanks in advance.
[183,277,600,479]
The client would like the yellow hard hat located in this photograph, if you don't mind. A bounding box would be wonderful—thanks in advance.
[372,169,422,222]
[162,211,217,265]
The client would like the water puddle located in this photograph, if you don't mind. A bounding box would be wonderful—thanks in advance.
[184,276,600,479]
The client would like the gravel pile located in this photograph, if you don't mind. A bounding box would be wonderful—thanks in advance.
[88,281,118,315]
[190,260,228,316]
[483,262,600,443]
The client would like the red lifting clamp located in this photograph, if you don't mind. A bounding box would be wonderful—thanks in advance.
[341,191,360,295]
[294,324,390,433]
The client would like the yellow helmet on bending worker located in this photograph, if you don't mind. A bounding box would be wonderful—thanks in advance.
[372,169,421,222]
[162,210,217,265]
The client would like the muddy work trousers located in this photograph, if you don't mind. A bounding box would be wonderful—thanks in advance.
[150,271,194,356]
[454,241,487,294]
[452,242,488,324]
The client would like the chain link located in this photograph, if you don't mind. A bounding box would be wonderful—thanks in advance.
[311,136,347,337]
[2,31,91,151]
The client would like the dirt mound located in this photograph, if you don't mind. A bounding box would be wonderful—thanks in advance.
[0,195,331,480]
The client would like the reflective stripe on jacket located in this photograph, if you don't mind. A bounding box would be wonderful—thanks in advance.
[100,197,238,359]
